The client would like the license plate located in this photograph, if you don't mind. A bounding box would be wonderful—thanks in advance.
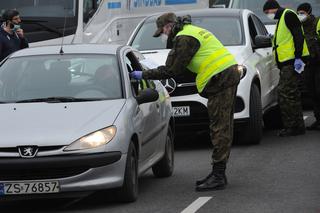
[173,106,190,117]
[0,181,60,195]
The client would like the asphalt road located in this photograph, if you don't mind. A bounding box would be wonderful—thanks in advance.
[1,112,319,213]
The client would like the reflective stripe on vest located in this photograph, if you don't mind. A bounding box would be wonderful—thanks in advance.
[274,9,309,62]
[176,25,237,93]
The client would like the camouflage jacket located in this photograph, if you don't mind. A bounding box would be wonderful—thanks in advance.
[142,35,200,79]
[302,15,320,60]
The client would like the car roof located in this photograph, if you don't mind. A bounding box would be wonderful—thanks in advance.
[10,44,124,58]
[145,8,244,22]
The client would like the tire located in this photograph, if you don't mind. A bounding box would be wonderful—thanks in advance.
[116,142,138,202]
[152,127,174,178]
[238,84,263,144]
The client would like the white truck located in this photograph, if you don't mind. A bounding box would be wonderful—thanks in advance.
[0,0,210,47]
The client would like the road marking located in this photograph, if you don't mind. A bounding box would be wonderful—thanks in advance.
[181,197,212,213]
[304,116,309,121]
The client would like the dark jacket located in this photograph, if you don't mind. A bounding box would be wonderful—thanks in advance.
[274,8,308,68]
[0,27,29,61]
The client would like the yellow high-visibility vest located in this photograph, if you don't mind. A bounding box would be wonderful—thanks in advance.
[274,9,309,62]
[176,24,237,93]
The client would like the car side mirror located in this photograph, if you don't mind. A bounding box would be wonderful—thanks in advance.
[136,88,159,105]
[254,35,272,49]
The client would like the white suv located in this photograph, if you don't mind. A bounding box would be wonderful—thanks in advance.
[128,9,280,144]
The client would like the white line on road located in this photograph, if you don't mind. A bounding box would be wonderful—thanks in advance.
[304,116,309,121]
[181,197,212,213]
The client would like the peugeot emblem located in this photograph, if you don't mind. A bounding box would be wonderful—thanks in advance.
[161,78,177,94]
[18,146,39,158]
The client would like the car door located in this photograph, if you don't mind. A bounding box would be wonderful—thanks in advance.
[125,51,162,163]
[248,14,275,108]
[251,14,279,107]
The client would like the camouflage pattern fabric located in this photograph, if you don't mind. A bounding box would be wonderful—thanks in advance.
[304,62,320,121]
[207,82,238,164]
[302,15,320,60]
[142,35,200,80]
[278,64,305,129]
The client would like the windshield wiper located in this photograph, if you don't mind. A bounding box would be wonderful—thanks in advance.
[16,97,105,103]
[22,19,63,36]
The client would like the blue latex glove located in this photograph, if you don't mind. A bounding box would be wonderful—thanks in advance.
[294,58,304,72]
[130,70,143,80]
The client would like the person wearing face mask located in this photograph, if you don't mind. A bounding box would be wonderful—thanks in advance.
[130,12,241,191]
[263,0,310,137]
[297,3,320,131]
[0,9,28,61]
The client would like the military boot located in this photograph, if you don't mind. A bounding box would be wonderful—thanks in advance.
[195,162,227,191]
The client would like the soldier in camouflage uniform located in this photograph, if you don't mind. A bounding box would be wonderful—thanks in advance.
[130,13,240,191]
[263,0,309,136]
[297,3,320,130]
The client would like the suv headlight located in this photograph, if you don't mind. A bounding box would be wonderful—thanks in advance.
[64,126,116,151]
[237,65,247,79]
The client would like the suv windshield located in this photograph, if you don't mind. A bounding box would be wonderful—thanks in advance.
[0,54,122,103]
[0,0,78,42]
[132,16,243,51]
[211,0,320,24]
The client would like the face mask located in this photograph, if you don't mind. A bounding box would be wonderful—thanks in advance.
[266,13,275,20]
[160,33,168,44]
[298,14,308,22]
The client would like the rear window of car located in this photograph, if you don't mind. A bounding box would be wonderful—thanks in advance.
[131,16,244,51]
[0,54,123,103]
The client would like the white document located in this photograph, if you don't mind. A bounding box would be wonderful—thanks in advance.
[140,58,159,69]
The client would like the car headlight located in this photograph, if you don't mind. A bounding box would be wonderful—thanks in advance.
[64,126,117,151]
[237,65,247,80]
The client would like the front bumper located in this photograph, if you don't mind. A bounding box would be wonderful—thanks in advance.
[0,152,127,198]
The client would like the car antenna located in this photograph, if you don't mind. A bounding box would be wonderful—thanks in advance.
[59,6,68,55]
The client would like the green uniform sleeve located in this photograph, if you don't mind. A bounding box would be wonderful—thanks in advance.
[142,35,200,80]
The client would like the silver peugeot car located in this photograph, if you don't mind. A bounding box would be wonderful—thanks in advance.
[0,44,174,202]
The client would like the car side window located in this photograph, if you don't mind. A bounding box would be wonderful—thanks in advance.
[125,52,150,96]
[248,15,258,46]
[251,15,268,36]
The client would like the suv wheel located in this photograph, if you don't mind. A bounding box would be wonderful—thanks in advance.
[238,84,262,144]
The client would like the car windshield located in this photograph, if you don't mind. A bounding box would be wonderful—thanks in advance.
[0,54,123,103]
[131,16,243,51]
[229,0,320,24]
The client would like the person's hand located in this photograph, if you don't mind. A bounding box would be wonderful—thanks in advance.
[294,58,304,73]
[15,29,24,38]
[130,70,143,80]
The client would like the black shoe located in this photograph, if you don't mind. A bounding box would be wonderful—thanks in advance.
[278,128,306,137]
[306,121,320,131]
[195,174,227,191]
[196,172,213,186]
[196,172,228,186]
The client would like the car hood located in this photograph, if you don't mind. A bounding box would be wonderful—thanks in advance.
[141,46,247,66]
[0,99,126,147]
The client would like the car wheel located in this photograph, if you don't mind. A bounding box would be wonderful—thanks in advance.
[116,141,138,202]
[238,84,262,144]
[152,127,174,178]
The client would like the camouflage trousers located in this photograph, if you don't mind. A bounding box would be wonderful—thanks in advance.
[207,84,237,164]
[305,61,320,121]
[278,64,305,129]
